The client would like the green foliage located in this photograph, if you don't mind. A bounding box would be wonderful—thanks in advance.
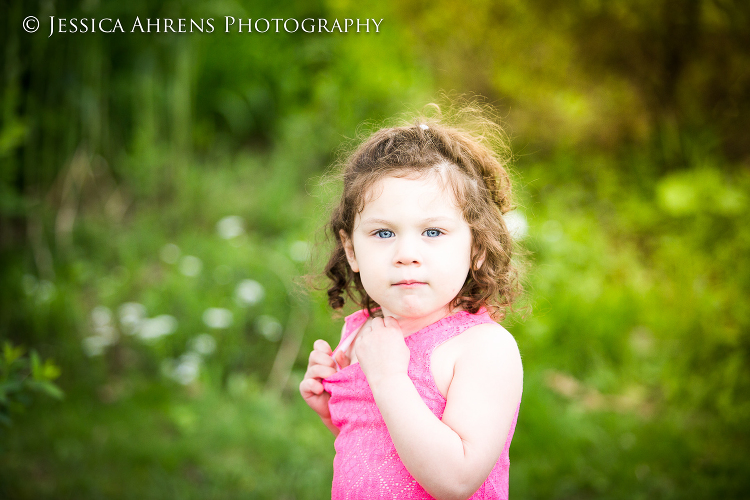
[0,378,334,499]
[0,342,63,427]
[508,154,750,498]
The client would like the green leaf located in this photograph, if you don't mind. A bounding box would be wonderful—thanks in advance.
[3,342,24,366]
[30,350,41,379]
[35,381,64,400]
[40,360,61,381]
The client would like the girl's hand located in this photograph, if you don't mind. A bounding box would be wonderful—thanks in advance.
[354,316,410,387]
[300,339,344,434]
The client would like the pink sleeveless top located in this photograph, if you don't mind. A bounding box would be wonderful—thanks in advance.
[322,309,521,500]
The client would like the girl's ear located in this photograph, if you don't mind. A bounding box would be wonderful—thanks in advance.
[339,230,359,273]
[473,248,486,271]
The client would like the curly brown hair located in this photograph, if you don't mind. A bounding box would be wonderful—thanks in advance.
[324,106,521,321]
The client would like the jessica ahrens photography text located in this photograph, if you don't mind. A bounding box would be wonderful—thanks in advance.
[36,16,384,37]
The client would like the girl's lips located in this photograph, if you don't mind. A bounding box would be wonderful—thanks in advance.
[393,280,427,288]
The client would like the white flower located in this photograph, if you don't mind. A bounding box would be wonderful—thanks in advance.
[216,215,245,239]
[82,305,120,355]
[172,353,202,385]
[202,308,233,329]
[118,302,146,334]
[91,306,113,327]
[82,336,109,357]
[36,280,57,303]
[503,210,528,240]
[234,279,264,306]
[160,243,181,264]
[190,334,216,356]
[94,324,118,343]
[179,256,203,277]
[137,315,178,341]
[255,315,283,342]
[290,240,310,262]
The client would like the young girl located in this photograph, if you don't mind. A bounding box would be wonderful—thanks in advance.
[300,113,523,500]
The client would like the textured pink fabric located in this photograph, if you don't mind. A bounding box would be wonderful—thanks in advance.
[322,309,521,500]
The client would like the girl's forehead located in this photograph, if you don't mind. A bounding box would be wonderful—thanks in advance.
[360,174,460,213]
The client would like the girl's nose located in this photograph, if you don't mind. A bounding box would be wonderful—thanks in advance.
[393,235,421,266]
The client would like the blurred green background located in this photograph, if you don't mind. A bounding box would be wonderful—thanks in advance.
[1,0,749,498]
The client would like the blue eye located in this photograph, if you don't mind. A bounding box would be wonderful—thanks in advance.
[375,229,395,238]
[424,228,442,237]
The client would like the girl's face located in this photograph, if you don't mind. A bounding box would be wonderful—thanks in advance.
[341,174,476,326]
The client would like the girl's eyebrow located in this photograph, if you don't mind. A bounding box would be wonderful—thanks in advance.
[421,216,456,224]
[359,216,457,226]
[359,217,394,226]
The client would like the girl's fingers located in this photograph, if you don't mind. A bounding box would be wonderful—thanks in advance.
[313,339,332,354]
[315,363,337,379]
[300,378,324,396]
[309,349,336,368]
[310,379,324,395]
[383,316,400,329]
[306,363,336,380]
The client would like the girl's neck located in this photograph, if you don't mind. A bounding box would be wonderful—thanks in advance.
[380,305,460,337]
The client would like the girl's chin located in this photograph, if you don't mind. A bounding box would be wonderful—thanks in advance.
[381,303,451,322]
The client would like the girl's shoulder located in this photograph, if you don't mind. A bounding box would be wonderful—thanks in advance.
[446,308,518,349]
[459,322,523,386]
[437,319,522,374]
[432,318,522,400]
[461,320,518,348]
[457,322,523,395]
